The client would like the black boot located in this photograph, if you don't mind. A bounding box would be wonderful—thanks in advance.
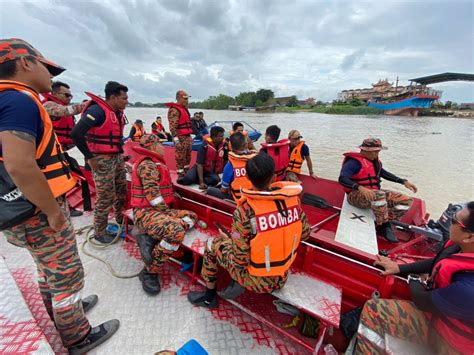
[70,207,84,217]
[68,319,120,355]
[93,234,116,244]
[380,222,399,243]
[138,268,161,295]
[82,295,98,313]
[136,234,156,265]
[219,280,245,300]
[187,289,218,308]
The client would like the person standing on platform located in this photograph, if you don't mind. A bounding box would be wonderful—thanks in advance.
[166,90,193,177]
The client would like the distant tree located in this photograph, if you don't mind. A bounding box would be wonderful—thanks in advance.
[287,96,298,107]
[235,91,257,107]
[134,101,144,107]
[316,100,325,106]
[255,88,274,104]
[213,94,235,110]
[445,100,452,108]
[255,99,264,107]
[349,98,362,106]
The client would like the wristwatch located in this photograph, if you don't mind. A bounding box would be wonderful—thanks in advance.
[407,274,421,284]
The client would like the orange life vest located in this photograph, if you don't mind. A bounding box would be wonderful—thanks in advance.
[41,92,75,145]
[287,140,305,174]
[82,92,125,154]
[260,139,290,181]
[130,145,174,208]
[132,123,145,142]
[228,151,257,201]
[341,152,382,193]
[0,81,77,198]
[240,181,303,277]
[165,103,192,136]
[429,240,474,353]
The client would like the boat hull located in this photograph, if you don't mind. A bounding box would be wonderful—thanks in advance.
[368,94,439,116]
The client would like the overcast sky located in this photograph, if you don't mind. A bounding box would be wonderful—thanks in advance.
[1,0,473,103]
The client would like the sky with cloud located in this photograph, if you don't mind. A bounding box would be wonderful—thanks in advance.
[1,0,473,103]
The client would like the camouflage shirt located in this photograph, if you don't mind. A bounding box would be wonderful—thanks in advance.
[167,107,180,137]
[43,100,86,121]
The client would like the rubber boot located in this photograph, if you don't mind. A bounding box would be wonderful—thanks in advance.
[138,268,161,295]
[380,222,399,243]
[68,319,120,355]
[136,234,156,265]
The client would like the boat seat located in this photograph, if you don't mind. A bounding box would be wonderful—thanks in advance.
[384,333,430,354]
[0,258,54,354]
[335,194,378,255]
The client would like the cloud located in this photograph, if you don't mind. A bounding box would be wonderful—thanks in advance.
[1,0,472,102]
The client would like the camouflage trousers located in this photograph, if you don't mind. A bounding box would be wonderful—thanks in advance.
[284,171,300,183]
[201,235,287,293]
[91,154,127,236]
[134,207,197,273]
[355,299,457,355]
[4,197,90,347]
[175,135,192,176]
[347,189,413,225]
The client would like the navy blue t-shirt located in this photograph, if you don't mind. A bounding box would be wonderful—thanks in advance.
[0,90,43,156]
[289,143,310,159]
[431,273,474,320]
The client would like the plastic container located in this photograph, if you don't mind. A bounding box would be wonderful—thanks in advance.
[177,339,208,355]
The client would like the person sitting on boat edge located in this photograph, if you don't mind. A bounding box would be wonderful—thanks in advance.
[260,124,290,181]
[190,111,208,139]
[151,115,172,141]
[284,130,316,181]
[129,134,198,295]
[355,201,474,354]
[177,125,227,189]
[187,153,311,308]
[338,138,417,243]
[207,132,257,201]
[0,37,119,354]
[228,121,256,151]
[128,119,145,142]
[71,81,128,244]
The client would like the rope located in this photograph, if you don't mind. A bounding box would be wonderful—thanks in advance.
[76,221,141,279]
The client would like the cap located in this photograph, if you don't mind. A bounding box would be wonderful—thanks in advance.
[359,138,387,151]
[182,94,191,99]
[288,130,303,139]
[135,119,143,124]
[0,38,65,76]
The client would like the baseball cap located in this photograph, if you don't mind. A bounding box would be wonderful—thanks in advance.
[288,130,303,139]
[0,38,65,76]
[359,138,387,151]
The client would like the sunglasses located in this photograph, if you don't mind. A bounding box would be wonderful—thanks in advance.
[60,93,73,99]
[452,213,468,230]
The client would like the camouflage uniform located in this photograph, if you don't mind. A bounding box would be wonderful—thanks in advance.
[133,159,197,273]
[92,154,127,236]
[3,197,90,347]
[168,107,192,176]
[347,189,413,225]
[355,299,457,355]
[201,199,311,293]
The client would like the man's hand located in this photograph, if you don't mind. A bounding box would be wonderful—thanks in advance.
[404,180,418,193]
[221,187,229,194]
[309,171,317,179]
[358,186,376,200]
[47,209,67,231]
[374,255,400,276]
[199,182,208,190]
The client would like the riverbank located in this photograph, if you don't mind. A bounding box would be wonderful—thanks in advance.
[275,105,383,115]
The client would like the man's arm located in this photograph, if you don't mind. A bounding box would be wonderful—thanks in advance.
[168,107,179,138]
[305,156,315,178]
[71,106,104,165]
[338,159,362,190]
[43,101,86,120]
[137,160,166,207]
[129,126,136,139]
[300,210,311,241]
[0,131,65,230]
[380,168,417,193]
[221,162,234,193]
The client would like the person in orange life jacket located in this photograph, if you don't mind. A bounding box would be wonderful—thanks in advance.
[177,125,227,189]
[42,81,86,217]
[338,138,418,243]
[228,121,256,151]
[71,81,128,244]
[285,130,316,181]
[130,134,198,295]
[207,132,256,201]
[42,81,86,150]
[151,116,172,141]
[0,38,119,354]
[260,124,291,181]
[188,153,311,308]
[128,119,145,141]
[167,90,193,176]
[355,202,474,354]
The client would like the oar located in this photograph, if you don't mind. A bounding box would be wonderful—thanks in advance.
[301,193,341,211]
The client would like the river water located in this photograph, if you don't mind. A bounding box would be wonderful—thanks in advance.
[86,107,474,218]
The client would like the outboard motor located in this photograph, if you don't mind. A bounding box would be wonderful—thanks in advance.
[428,203,466,240]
